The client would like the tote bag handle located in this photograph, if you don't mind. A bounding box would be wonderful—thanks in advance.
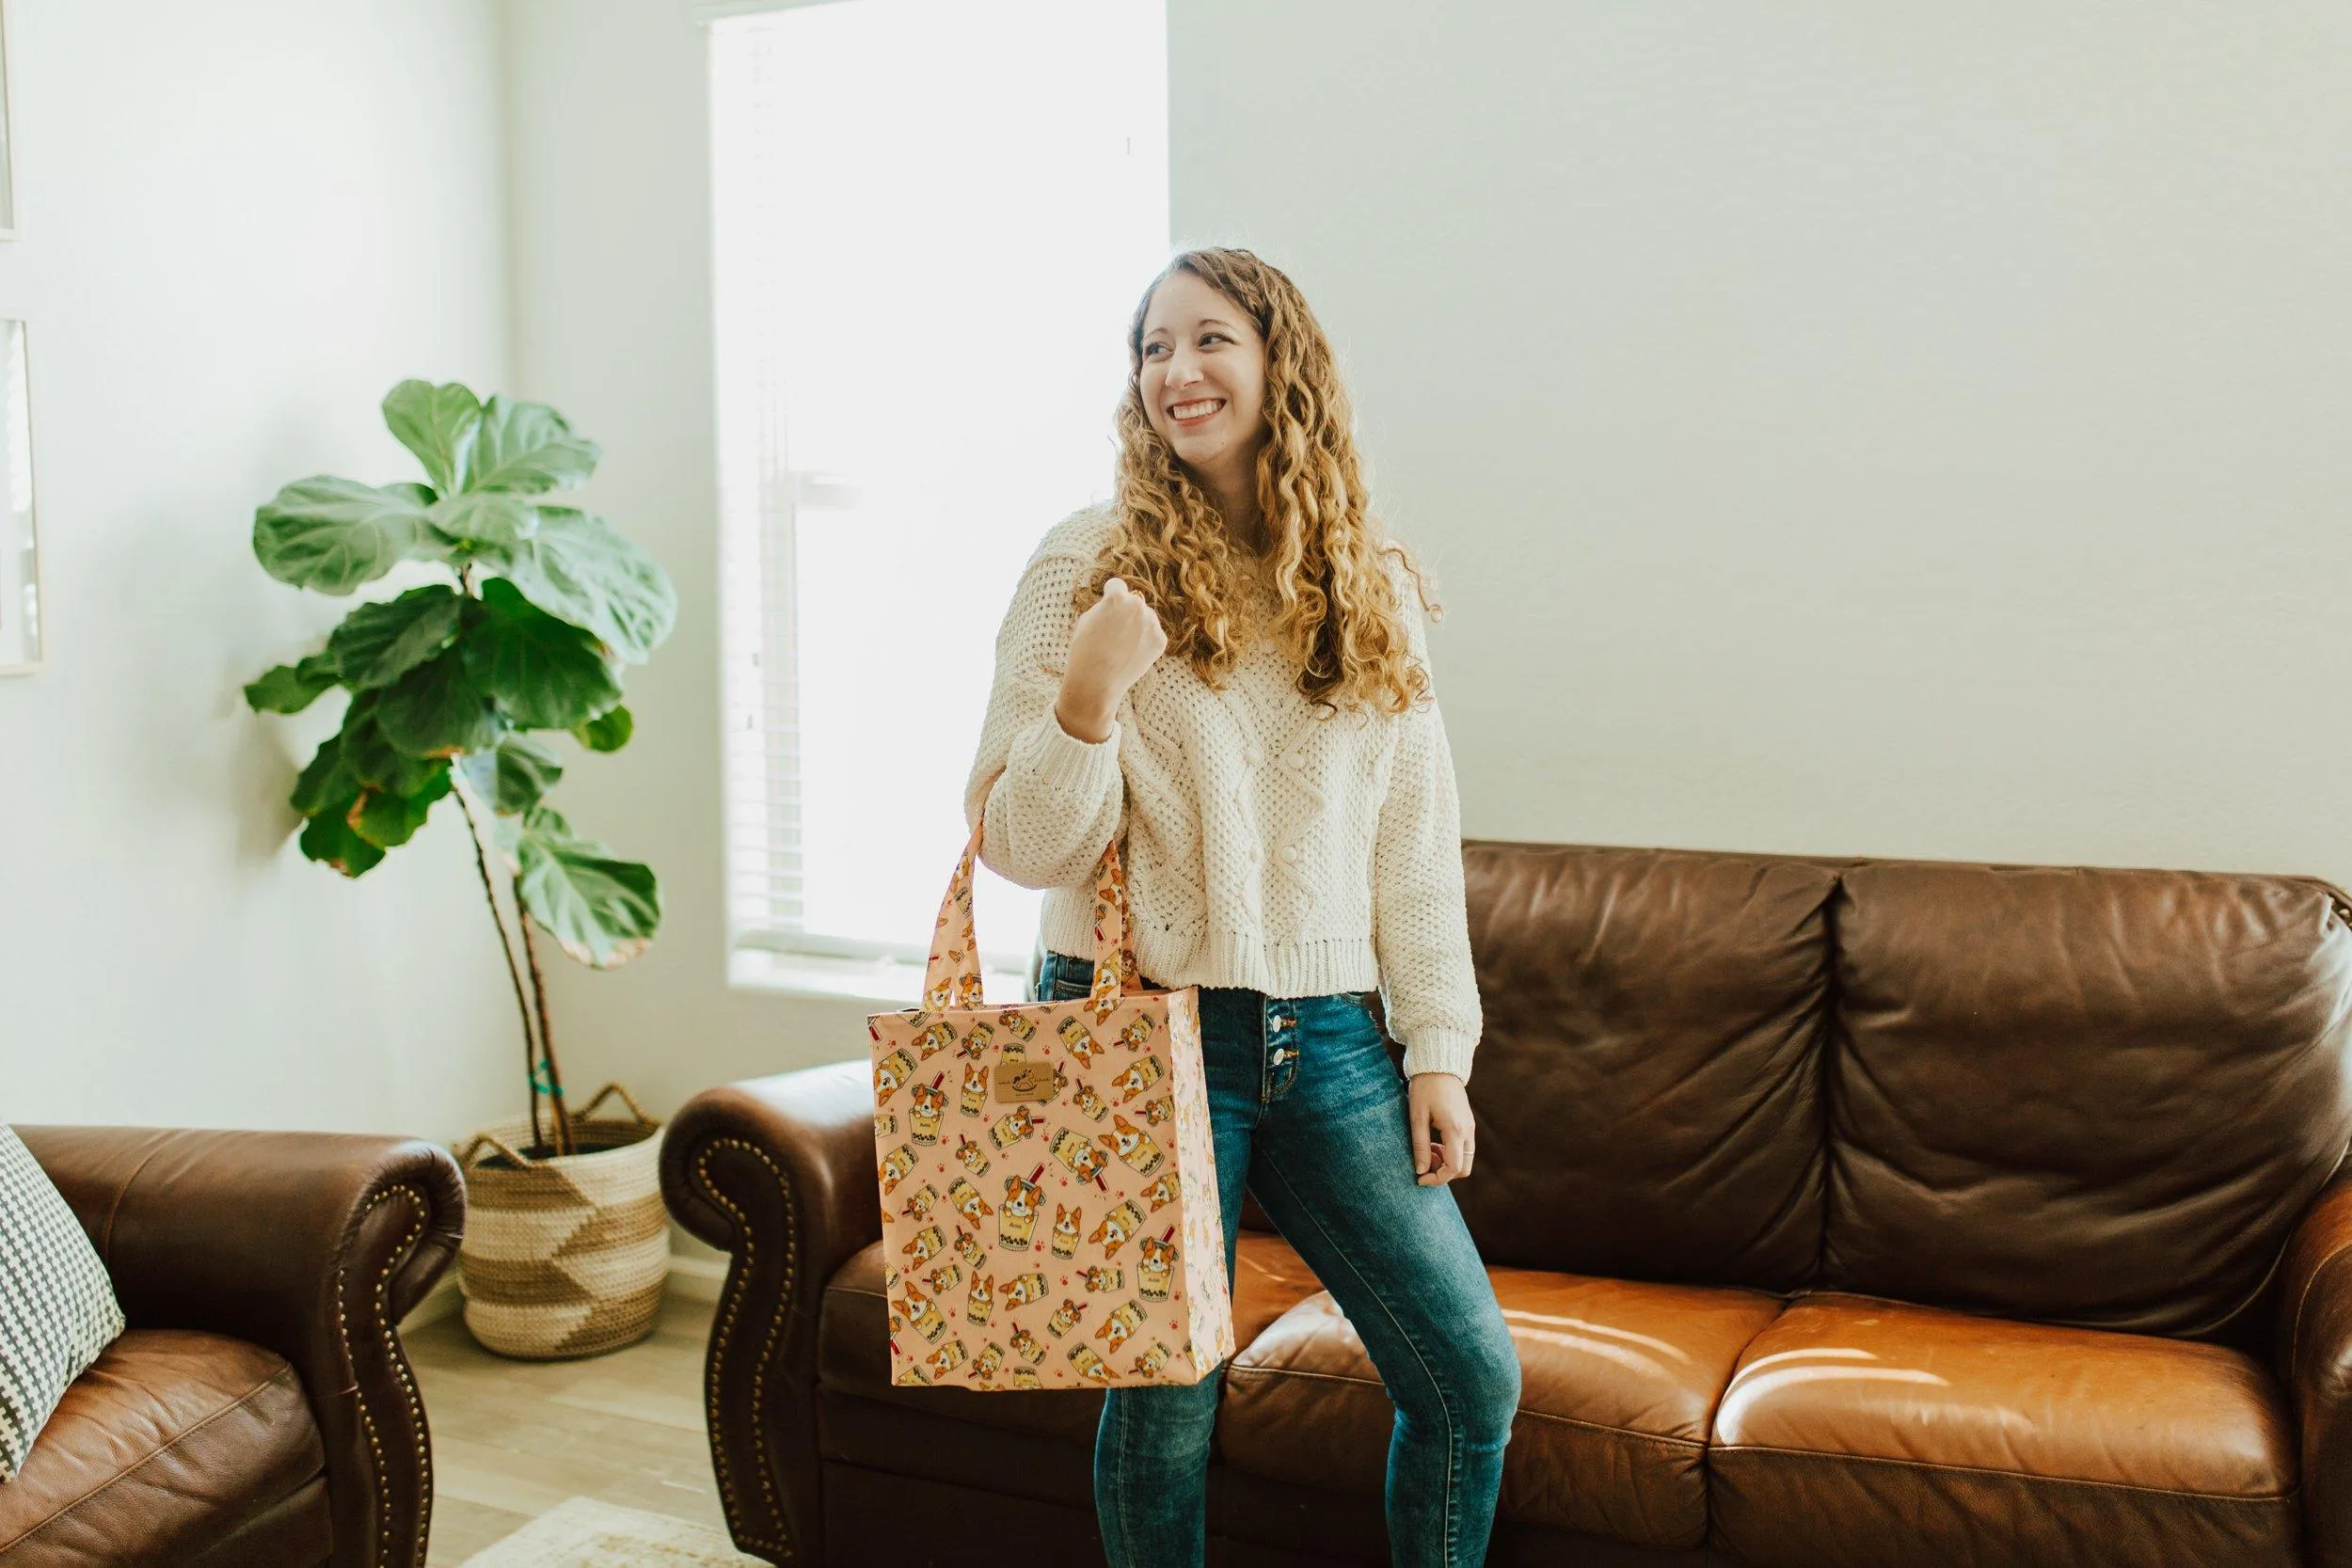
[923,817,1137,1020]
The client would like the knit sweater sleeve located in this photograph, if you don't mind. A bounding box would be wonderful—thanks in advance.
[1372,566,1485,1083]
[961,538,1125,890]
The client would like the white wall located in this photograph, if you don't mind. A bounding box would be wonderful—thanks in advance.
[0,0,520,1138]
[1172,5,2352,873]
[509,0,2352,1146]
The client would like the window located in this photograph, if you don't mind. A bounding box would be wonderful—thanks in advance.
[708,0,1168,990]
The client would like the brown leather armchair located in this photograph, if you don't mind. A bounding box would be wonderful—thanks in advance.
[662,841,2352,1567]
[0,1127,464,1567]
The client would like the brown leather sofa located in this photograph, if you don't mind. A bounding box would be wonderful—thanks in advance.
[1,1127,464,1567]
[660,840,2352,1567]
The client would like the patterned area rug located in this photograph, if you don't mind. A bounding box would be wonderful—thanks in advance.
[461,1497,767,1566]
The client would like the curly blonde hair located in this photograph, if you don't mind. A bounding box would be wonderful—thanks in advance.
[1085,246,1439,721]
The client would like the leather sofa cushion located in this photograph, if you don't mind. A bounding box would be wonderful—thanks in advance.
[818,1227,1326,1449]
[1826,863,2352,1336]
[1216,1264,1785,1551]
[1708,1294,2299,1568]
[1454,843,1836,1291]
[0,1329,328,1565]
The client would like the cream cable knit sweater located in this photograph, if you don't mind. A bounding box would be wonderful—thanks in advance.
[961,503,1484,1083]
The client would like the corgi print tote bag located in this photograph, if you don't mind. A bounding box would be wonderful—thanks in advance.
[865,819,1235,1390]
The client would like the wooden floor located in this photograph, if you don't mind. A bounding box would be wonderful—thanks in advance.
[405,1293,729,1564]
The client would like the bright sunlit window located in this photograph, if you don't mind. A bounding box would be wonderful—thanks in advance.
[708,0,1168,988]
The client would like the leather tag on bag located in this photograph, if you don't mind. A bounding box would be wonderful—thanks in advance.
[993,1060,1057,1103]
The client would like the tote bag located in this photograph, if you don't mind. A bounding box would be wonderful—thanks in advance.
[866,819,1234,1390]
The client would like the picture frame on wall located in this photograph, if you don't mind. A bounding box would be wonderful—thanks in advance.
[0,0,18,238]
[0,319,41,673]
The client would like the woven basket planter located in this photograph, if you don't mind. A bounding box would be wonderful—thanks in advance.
[454,1085,669,1361]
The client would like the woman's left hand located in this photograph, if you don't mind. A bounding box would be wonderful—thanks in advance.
[1407,1071,1475,1185]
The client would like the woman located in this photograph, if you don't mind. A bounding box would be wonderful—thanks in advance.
[961,246,1520,1568]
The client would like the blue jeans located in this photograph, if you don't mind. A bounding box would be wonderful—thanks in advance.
[1033,950,1522,1568]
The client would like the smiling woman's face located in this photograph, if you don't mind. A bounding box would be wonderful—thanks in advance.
[1137,269,1267,492]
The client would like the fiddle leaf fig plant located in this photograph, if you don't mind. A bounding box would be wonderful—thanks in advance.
[244,379,677,1155]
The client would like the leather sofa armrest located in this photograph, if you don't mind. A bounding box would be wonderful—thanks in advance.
[2277,1164,2352,1568]
[17,1125,464,1568]
[659,1058,878,1567]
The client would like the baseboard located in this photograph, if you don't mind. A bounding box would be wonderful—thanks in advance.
[399,1272,464,1333]
[666,1252,730,1304]
[399,1251,732,1335]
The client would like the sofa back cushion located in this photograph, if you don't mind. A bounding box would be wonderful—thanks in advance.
[1823,863,2352,1337]
[1453,842,1836,1291]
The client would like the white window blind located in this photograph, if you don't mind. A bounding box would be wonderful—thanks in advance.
[709,0,1168,983]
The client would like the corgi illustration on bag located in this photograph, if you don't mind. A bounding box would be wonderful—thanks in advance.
[1099,1114,1164,1178]
[900,1224,946,1264]
[1136,1229,1180,1299]
[996,1165,1045,1249]
[989,1105,1043,1149]
[898,1279,946,1343]
[909,1074,948,1144]
[1051,1125,1112,1188]
[1057,1015,1104,1067]
[1089,1198,1145,1258]
[946,1175,993,1227]
[1110,1055,1163,1104]
[875,1048,916,1102]
[1094,1298,1148,1354]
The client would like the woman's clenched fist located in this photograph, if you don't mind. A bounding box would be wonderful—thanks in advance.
[1057,577,1167,743]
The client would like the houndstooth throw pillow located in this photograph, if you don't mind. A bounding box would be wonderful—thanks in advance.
[0,1126,124,1483]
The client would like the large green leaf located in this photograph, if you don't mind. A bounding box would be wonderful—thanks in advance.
[427,492,538,548]
[254,477,446,594]
[290,728,360,816]
[298,799,387,877]
[383,380,483,494]
[479,509,675,663]
[342,712,450,797]
[469,396,600,494]
[573,705,633,752]
[349,762,453,849]
[463,578,623,730]
[326,585,465,689]
[375,647,506,756]
[458,732,564,816]
[514,804,660,969]
[246,653,341,714]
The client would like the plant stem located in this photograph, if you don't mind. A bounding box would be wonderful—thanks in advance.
[454,773,547,1153]
[517,906,571,1156]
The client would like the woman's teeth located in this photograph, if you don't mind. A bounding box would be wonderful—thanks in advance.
[1170,399,1223,420]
